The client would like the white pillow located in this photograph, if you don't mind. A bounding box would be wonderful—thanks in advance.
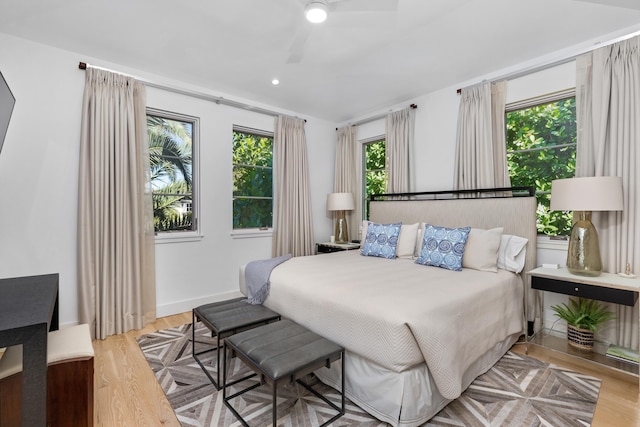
[462,227,503,272]
[396,223,419,258]
[414,223,425,257]
[497,234,528,273]
[361,220,369,243]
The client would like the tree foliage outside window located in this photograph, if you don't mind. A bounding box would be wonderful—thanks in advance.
[233,129,273,229]
[506,96,576,236]
[363,139,387,219]
[147,111,195,233]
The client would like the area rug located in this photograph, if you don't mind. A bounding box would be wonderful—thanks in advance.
[137,322,601,427]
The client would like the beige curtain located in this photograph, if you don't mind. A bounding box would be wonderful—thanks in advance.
[454,81,510,190]
[334,126,360,239]
[78,68,156,340]
[385,107,415,193]
[576,36,640,349]
[272,115,315,257]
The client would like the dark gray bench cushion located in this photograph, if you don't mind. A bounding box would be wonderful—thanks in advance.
[225,319,343,381]
[194,297,280,337]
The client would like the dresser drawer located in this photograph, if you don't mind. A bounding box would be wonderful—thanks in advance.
[532,276,638,306]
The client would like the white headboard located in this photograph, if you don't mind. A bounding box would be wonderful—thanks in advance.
[369,189,538,322]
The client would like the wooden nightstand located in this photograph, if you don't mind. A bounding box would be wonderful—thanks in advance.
[527,267,640,389]
[316,242,360,254]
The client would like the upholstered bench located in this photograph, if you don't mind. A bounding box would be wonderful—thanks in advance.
[223,319,345,427]
[192,297,280,389]
[0,323,94,427]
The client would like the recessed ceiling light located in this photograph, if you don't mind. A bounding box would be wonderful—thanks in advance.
[272,79,280,85]
[305,1,328,23]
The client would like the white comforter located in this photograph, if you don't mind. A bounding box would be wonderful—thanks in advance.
[260,250,524,399]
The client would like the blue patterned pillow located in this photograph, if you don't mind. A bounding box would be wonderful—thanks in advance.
[361,222,402,259]
[415,224,471,271]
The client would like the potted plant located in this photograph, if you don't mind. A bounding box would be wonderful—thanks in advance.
[551,298,615,352]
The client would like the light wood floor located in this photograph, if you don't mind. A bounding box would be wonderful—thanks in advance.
[93,313,640,427]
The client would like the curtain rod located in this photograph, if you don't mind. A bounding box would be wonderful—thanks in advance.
[337,103,417,130]
[455,28,640,94]
[78,62,303,120]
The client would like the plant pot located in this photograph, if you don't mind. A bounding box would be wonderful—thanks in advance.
[567,324,594,352]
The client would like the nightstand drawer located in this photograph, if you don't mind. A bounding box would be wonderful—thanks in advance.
[532,276,638,306]
[317,244,343,253]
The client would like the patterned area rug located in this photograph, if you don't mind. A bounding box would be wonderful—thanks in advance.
[137,322,601,427]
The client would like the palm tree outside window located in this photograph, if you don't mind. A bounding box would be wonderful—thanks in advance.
[147,109,197,233]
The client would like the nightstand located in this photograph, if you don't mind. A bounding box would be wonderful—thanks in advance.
[528,267,640,389]
[316,242,360,254]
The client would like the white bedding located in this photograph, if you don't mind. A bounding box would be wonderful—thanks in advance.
[259,250,524,400]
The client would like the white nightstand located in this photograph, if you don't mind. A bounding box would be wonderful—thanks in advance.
[527,267,640,391]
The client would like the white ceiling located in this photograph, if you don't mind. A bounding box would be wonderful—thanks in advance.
[1,0,640,122]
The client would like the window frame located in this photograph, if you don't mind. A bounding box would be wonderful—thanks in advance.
[147,107,201,244]
[231,125,274,237]
[505,88,576,237]
[361,135,387,221]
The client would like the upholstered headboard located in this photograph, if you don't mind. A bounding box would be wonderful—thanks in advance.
[369,188,538,322]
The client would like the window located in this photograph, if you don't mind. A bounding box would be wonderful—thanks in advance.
[147,109,197,234]
[232,127,273,229]
[506,91,576,236]
[362,138,387,219]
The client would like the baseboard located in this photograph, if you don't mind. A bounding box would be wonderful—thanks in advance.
[156,290,244,318]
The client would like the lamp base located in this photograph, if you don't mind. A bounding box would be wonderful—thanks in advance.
[566,211,602,277]
[334,211,349,244]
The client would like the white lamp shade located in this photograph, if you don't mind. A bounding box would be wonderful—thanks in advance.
[550,176,623,212]
[327,192,355,211]
[305,1,328,23]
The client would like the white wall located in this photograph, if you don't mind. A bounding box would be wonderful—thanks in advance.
[0,33,335,326]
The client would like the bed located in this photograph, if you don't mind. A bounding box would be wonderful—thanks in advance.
[239,188,538,426]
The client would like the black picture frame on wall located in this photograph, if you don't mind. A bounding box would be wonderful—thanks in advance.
[0,70,16,156]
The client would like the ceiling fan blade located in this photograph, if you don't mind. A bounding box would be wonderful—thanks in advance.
[329,0,399,13]
[287,23,312,64]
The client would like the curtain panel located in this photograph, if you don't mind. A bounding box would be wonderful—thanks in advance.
[334,125,360,240]
[452,81,541,321]
[385,107,415,193]
[272,115,315,257]
[454,81,510,190]
[576,36,640,349]
[78,68,156,340]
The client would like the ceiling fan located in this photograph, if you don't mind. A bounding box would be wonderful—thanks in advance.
[287,0,399,63]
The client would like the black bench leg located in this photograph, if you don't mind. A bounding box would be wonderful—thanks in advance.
[273,381,278,427]
[216,334,221,389]
[341,350,345,416]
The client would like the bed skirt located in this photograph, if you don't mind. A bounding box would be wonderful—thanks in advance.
[314,332,520,427]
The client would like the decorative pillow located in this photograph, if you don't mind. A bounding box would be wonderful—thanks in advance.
[462,227,503,272]
[397,223,419,259]
[497,234,528,273]
[361,222,402,259]
[415,224,471,271]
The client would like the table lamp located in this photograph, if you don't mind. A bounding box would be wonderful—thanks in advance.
[327,192,355,244]
[550,176,623,277]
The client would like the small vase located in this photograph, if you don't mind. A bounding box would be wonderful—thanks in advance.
[567,324,594,352]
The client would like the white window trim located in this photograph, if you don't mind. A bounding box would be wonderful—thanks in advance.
[537,234,569,251]
[155,232,204,244]
[148,107,201,241]
[361,134,386,220]
[231,228,273,239]
[232,125,274,233]
[506,89,576,238]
